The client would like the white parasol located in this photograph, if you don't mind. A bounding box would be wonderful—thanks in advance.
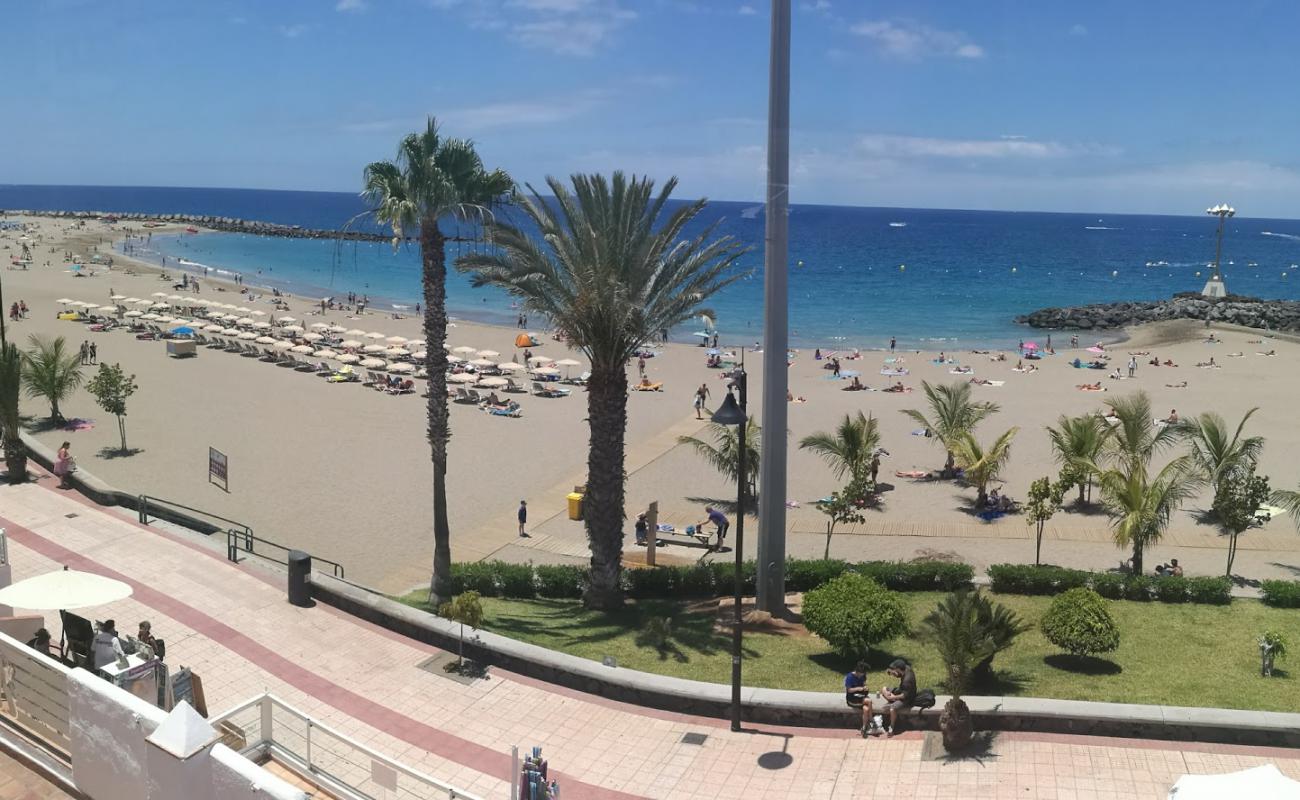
[385,335,408,345]
[340,339,362,349]
[365,331,386,340]
[477,349,500,358]
[389,362,415,374]
[453,346,476,354]
[449,372,477,383]
[309,322,330,330]
[335,353,360,364]
[282,325,305,334]
[277,316,297,323]
[477,376,508,387]
[291,344,314,354]
[303,332,323,342]
[1167,765,1300,800]
[255,336,277,344]
[273,340,294,350]
[498,362,524,372]
[359,357,388,369]
[0,568,132,611]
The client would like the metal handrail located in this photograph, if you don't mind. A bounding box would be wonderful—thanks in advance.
[211,693,482,800]
[224,528,345,581]
[137,493,253,537]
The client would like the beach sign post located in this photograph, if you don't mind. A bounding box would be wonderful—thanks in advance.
[208,447,229,493]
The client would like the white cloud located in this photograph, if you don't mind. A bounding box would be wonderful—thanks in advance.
[850,19,985,60]
[430,0,634,56]
[1069,23,1088,36]
[855,134,1109,160]
[279,23,309,38]
[738,4,757,15]
[340,90,607,136]
[800,0,831,12]
[336,0,368,11]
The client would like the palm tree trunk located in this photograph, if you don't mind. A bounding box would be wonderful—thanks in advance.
[420,223,455,607]
[1226,531,1238,576]
[1077,483,1086,505]
[3,434,25,483]
[1131,540,1145,576]
[583,360,629,609]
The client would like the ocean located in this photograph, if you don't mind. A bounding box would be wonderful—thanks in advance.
[5,184,1300,348]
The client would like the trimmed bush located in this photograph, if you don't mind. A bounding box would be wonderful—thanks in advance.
[802,574,909,657]
[786,559,850,591]
[1153,576,1188,603]
[856,560,975,592]
[451,562,500,597]
[1261,580,1300,608]
[711,561,757,595]
[1091,572,1126,600]
[497,563,536,598]
[1186,576,1231,605]
[676,564,718,597]
[535,565,585,598]
[1123,575,1152,602]
[987,564,1087,595]
[625,566,676,598]
[1041,588,1120,657]
[934,562,977,591]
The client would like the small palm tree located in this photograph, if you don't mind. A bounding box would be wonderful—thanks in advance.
[458,173,748,609]
[1176,408,1263,501]
[22,335,82,422]
[1096,458,1196,576]
[677,419,761,504]
[0,341,26,482]
[362,117,512,606]
[799,411,880,485]
[1101,391,1180,471]
[1045,413,1111,505]
[950,427,1019,507]
[902,381,999,477]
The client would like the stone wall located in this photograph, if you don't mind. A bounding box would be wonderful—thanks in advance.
[4,209,389,242]
[1015,293,1300,332]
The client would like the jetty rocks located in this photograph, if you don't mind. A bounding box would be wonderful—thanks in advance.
[3,209,390,242]
[1016,293,1300,333]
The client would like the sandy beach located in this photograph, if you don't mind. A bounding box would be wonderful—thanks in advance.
[4,214,1300,593]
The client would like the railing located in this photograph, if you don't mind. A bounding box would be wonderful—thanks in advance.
[136,494,345,580]
[212,693,481,800]
[0,633,72,759]
[224,529,345,580]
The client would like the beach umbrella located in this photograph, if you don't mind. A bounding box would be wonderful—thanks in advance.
[122,297,140,303]
[449,372,477,383]
[203,324,224,333]
[155,316,175,324]
[1086,346,1106,355]
[362,344,387,354]
[277,316,296,323]
[359,357,387,369]
[498,362,524,372]
[1022,342,1038,350]
[345,328,367,337]
[328,325,347,334]
[134,299,154,306]
[141,313,160,321]
[529,355,554,366]
[385,335,408,345]
[282,325,304,334]
[335,353,360,364]
[193,299,212,307]
[207,312,228,320]
[406,340,426,350]
[0,569,132,611]
[151,302,169,310]
[221,327,241,336]
[253,321,272,330]
[273,340,294,351]
[238,331,258,341]
[446,355,464,364]
[303,332,323,342]
[389,362,415,374]
[55,298,73,304]
[453,345,476,354]
[255,335,277,344]
[469,358,496,368]
[125,311,144,318]
[478,376,507,387]
[250,310,267,316]
[411,350,428,360]
[534,366,561,377]
[340,339,362,348]
[151,292,168,298]
[385,347,410,357]
[291,344,314,354]
[166,294,184,301]
[95,305,116,312]
[314,348,338,358]
[236,317,255,326]
[233,307,252,314]
[1168,765,1300,800]
[110,294,127,300]
[477,349,500,358]
[365,331,386,340]
[310,322,330,330]
[171,326,195,335]
[692,331,712,339]
[555,358,581,367]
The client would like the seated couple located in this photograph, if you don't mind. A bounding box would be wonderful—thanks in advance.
[845,659,917,738]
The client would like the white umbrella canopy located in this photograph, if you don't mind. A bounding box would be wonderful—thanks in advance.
[328,325,347,334]
[134,299,154,306]
[446,355,464,364]
[124,311,144,318]
[389,362,415,374]
[406,340,426,350]
[555,358,582,367]
[151,291,169,298]
[362,344,387,354]
[303,332,323,342]
[250,310,268,317]
[110,294,127,300]
[291,344,315,354]
[95,305,116,312]
[282,325,305,334]
[141,313,160,321]
[236,317,255,326]
[309,322,331,330]
[273,340,294,351]
[335,353,360,364]
[533,366,561,377]
[314,348,338,358]
[55,298,74,304]
[449,372,477,383]
[529,355,555,366]
[365,331,386,340]
[207,312,228,320]
[277,316,297,323]
[498,362,525,372]
[477,349,500,358]
[340,339,362,348]
[255,336,277,345]
[155,316,176,324]
[150,302,170,310]
[253,321,272,330]
[385,335,408,345]
[233,307,252,314]
[477,376,508,387]
[469,358,496,368]
[221,327,241,336]
[238,332,258,341]
[204,324,224,333]
[411,350,428,360]
[345,328,367,337]
[0,568,132,611]
[359,357,388,369]
[1167,765,1300,800]
[121,297,141,303]
[453,345,476,354]
[385,347,410,357]
[166,294,184,301]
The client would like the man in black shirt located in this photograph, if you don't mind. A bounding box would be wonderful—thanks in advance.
[878,658,917,736]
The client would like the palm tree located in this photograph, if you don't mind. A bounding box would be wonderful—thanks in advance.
[1045,413,1111,505]
[677,419,761,504]
[1177,408,1263,502]
[902,381,1000,477]
[950,427,1019,507]
[21,335,82,422]
[1095,458,1196,576]
[458,173,747,609]
[362,117,512,607]
[0,341,25,482]
[799,411,880,485]
[1100,391,1179,471]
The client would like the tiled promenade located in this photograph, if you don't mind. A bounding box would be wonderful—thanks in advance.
[1,476,1298,799]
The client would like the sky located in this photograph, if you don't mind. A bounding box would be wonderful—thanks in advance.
[4,0,1300,217]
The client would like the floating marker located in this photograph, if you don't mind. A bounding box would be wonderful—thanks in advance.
[797,260,804,267]
[899,264,906,271]
[1112,270,1118,277]
[1195,271,1201,277]
[1011,266,1017,273]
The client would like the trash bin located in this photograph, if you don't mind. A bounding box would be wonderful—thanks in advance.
[566,492,584,521]
[287,550,312,607]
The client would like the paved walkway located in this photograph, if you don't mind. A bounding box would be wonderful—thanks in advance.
[2,476,1299,799]
[0,748,72,800]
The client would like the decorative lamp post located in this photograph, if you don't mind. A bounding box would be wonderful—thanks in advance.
[711,366,747,732]
[1202,204,1234,298]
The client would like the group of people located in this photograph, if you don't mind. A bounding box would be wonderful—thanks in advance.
[7,300,29,320]
[78,339,99,365]
[26,619,159,672]
[845,658,919,737]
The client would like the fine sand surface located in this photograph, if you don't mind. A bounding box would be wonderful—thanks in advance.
[4,215,1300,593]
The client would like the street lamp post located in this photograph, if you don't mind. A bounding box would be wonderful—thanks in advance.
[1203,203,1234,298]
[711,364,747,732]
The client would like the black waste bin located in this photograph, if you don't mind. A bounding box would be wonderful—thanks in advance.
[287,550,312,607]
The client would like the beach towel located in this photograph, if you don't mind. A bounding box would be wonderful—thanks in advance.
[896,469,930,479]
[949,367,973,375]
[880,368,909,376]
[61,418,94,431]
[985,380,1005,387]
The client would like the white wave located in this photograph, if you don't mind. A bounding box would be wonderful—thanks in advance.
[1262,231,1300,242]
[1084,226,1122,230]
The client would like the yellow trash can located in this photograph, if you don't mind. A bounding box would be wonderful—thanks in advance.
[566,492,584,521]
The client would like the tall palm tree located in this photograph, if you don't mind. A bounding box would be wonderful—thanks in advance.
[362,117,512,606]
[1045,413,1111,505]
[799,411,880,486]
[1100,391,1179,471]
[1095,458,1196,576]
[677,419,762,503]
[0,342,25,482]
[21,335,82,422]
[1176,408,1263,501]
[902,381,1000,477]
[950,427,1019,507]
[458,173,747,609]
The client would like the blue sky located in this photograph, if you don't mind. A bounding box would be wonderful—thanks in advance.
[5,0,1300,216]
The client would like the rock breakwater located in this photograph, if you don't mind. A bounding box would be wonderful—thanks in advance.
[3,208,389,242]
[1016,293,1300,333]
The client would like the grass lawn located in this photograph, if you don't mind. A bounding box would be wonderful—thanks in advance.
[399,590,1300,713]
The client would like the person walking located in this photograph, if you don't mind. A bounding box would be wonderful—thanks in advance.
[517,500,528,538]
[1127,356,1137,378]
[54,442,74,489]
[889,336,896,353]
[89,342,98,365]
[78,341,88,365]
[637,355,646,379]
[693,383,711,420]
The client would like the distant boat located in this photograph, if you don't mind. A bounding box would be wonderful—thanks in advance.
[184,226,199,234]
[889,222,907,228]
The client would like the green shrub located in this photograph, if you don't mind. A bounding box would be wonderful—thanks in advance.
[802,574,909,657]
[934,562,977,591]
[535,565,585,598]
[1041,588,1120,657]
[625,566,677,598]
[855,560,973,591]
[786,559,849,591]
[1186,576,1231,605]
[1123,575,1152,602]
[1153,575,1188,603]
[676,564,717,597]
[451,562,499,597]
[1261,580,1300,608]
[711,561,757,595]
[497,563,537,598]
[1091,573,1125,600]
[988,564,1086,595]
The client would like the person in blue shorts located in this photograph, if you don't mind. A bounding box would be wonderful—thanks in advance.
[844,661,871,735]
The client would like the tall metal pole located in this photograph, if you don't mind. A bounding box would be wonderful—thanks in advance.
[757,0,791,614]
[1212,215,1226,281]
[731,395,746,732]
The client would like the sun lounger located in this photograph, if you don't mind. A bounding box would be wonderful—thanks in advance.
[563,371,591,386]
[630,381,663,392]
[504,377,526,393]
[454,387,475,403]
[327,366,358,383]
[467,389,484,404]
[533,381,571,398]
[294,359,317,372]
[485,402,522,417]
